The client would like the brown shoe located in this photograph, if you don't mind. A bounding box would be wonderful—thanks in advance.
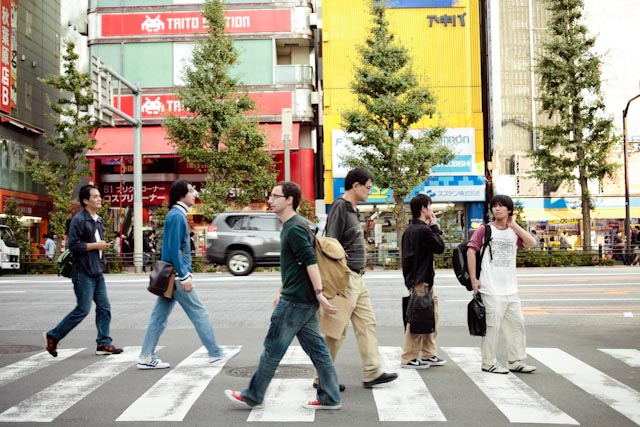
[43,332,58,357]
[96,344,124,355]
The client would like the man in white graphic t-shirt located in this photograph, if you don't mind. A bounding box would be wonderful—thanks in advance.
[466,194,538,374]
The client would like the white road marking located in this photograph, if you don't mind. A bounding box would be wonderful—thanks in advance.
[0,346,141,423]
[444,347,577,425]
[247,379,316,422]
[599,348,640,367]
[529,347,640,424]
[248,346,316,422]
[374,346,446,422]
[0,349,84,388]
[116,345,240,422]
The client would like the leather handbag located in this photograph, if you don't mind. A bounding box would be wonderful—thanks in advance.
[148,261,176,299]
[404,287,435,334]
[467,293,486,336]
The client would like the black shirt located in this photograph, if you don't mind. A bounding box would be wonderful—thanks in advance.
[401,219,445,289]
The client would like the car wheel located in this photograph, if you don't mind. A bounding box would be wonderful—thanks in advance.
[226,250,254,276]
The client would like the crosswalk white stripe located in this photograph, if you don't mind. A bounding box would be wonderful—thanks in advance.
[374,346,446,422]
[0,346,141,423]
[443,347,578,425]
[247,346,315,422]
[116,345,240,422]
[0,348,84,388]
[280,345,312,365]
[247,379,316,422]
[528,347,640,425]
[599,348,640,368]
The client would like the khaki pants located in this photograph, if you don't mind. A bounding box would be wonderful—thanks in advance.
[315,270,383,382]
[481,293,527,369]
[401,284,439,364]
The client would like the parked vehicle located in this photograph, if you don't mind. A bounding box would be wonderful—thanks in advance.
[205,211,315,276]
[0,224,20,274]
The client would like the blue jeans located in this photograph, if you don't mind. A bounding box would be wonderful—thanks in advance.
[48,272,112,346]
[139,278,222,358]
[242,299,341,407]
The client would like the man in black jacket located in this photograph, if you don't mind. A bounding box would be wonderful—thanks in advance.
[400,194,446,369]
[44,185,122,357]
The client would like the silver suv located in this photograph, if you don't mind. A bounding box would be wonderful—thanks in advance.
[206,211,282,276]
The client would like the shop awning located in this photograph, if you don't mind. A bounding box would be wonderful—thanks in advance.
[521,207,640,221]
[87,127,175,157]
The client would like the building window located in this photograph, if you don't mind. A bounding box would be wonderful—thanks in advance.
[25,11,32,39]
[24,82,31,111]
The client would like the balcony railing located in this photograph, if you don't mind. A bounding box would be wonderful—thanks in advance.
[275,65,314,85]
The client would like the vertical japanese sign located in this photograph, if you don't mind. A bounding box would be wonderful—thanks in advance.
[10,0,16,108]
[0,0,12,113]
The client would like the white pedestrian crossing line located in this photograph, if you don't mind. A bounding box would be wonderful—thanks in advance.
[528,347,640,425]
[443,347,578,425]
[375,346,446,422]
[0,348,84,388]
[247,379,316,422]
[599,348,640,368]
[247,346,316,422]
[116,345,240,422]
[0,346,141,423]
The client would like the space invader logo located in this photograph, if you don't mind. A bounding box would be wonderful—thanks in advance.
[141,97,165,115]
[141,15,165,33]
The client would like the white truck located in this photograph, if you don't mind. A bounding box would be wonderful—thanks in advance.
[0,224,20,273]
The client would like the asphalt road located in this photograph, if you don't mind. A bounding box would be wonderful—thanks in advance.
[0,266,638,426]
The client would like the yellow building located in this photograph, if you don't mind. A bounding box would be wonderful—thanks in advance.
[321,0,486,234]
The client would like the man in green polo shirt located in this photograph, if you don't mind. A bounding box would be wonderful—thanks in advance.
[225,181,342,410]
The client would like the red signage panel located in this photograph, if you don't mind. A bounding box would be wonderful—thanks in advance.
[0,0,12,113]
[114,92,292,119]
[100,182,170,206]
[100,9,291,37]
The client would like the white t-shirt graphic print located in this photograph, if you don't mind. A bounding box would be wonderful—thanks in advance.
[470,223,523,296]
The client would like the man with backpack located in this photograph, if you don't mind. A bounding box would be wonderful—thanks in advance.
[400,194,446,369]
[466,194,538,374]
[319,167,398,389]
[224,181,341,410]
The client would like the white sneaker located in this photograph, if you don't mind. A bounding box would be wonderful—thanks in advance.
[209,347,240,366]
[137,357,170,370]
[482,363,509,374]
[508,360,536,373]
[401,358,430,369]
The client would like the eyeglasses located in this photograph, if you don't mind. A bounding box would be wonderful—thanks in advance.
[269,193,287,199]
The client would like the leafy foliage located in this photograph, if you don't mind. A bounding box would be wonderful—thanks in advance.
[164,0,276,218]
[530,0,617,250]
[27,42,101,251]
[340,3,454,247]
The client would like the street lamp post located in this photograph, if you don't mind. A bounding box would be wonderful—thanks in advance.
[623,93,640,263]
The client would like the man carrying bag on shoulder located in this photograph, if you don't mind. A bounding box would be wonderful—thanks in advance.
[400,194,447,369]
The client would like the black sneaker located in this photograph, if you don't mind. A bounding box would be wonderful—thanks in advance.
[363,372,398,388]
[43,332,59,357]
[401,358,430,369]
[96,344,124,355]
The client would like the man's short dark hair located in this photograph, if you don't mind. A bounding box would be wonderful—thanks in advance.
[169,180,191,207]
[344,167,373,191]
[42,234,48,239]
[275,181,302,211]
[79,184,97,207]
[489,194,514,214]
[410,194,432,219]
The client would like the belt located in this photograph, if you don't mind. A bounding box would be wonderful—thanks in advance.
[350,268,366,275]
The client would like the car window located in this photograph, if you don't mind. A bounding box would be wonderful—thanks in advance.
[249,216,279,231]
[225,215,247,230]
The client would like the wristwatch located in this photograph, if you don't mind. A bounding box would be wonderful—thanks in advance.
[314,289,323,296]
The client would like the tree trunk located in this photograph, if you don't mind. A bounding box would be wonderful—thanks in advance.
[579,178,591,251]
[395,195,407,258]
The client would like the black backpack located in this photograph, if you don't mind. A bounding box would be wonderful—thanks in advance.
[452,224,492,291]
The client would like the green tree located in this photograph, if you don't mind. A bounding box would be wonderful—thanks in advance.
[164,0,276,218]
[27,41,101,253]
[340,3,454,249]
[530,0,617,250]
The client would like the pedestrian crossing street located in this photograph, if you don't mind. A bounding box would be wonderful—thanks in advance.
[0,345,638,424]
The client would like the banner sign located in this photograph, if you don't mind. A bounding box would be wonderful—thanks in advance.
[99,9,291,37]
[100,183,170,206]
[0,0,15,113]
